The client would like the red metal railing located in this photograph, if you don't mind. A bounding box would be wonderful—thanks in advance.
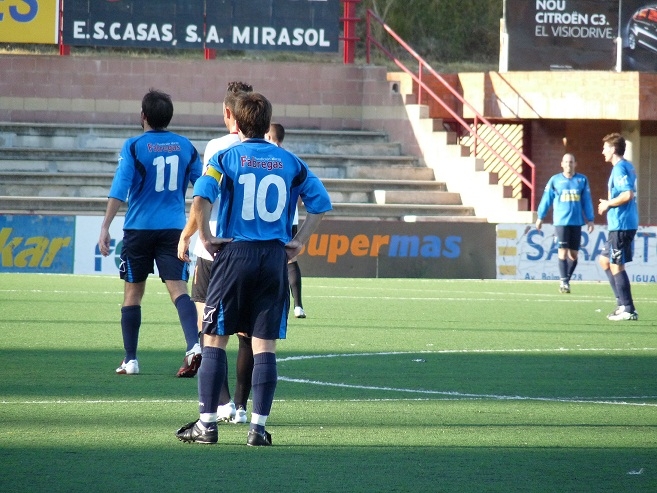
[340,0,361,64]
[365,9,537,211]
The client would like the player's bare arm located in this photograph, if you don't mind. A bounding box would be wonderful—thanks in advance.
[285,212,325,260]
[193,195,232,257]
[598,190,634,215]
[177,201,199,262]
[98,197,123,257]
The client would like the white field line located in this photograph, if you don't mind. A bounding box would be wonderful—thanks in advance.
[2,288,656,305]
[2,349,656,407]
[276,376,657,406]
[276,349,657,406]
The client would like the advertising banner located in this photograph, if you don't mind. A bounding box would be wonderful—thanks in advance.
[505,0,619,70]
[621,0,657,71]
[0,0,59,44]
[62,0,203,49]
[74,216,132,276]
[296,220,497,279]
[0,215,74,273]
[72,217,496,279]
[62,0,340,52]
[204,0,340,52]
[496,223,657,283]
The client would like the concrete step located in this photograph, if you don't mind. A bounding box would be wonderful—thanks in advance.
[376,190,462,205]
[326,202,476,219]
[0,195,477,220]
[0,148,419,174]
[322,178,445,190]
[0,123,394,155]
[0,123,467,221]
[0,173,453,205]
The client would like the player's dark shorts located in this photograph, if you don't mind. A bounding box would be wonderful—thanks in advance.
[202,240,289,340]
[191,256,213,302]
[600,230,636,265]
[554,225,582,251]
[119,229,190,283]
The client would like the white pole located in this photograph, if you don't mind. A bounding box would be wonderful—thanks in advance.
[615,0,622,72]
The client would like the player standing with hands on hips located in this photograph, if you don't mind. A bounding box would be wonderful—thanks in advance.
[598,133,639,321]
[178,81,255,423]
[98,89,203,376]
[535,153,594,293]
[176,92,332,446]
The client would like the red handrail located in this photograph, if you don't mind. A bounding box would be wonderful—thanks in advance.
[365,9,537,211]
[340,0,361,64]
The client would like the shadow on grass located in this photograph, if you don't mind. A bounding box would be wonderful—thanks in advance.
[1,349,656,404]
[1,348,656,493]
[0,442,655,493]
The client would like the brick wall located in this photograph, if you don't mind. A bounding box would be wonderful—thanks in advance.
[0,55,421,156]
[529,120,621,225]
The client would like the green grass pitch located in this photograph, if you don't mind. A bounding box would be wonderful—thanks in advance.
[1,273,656,492]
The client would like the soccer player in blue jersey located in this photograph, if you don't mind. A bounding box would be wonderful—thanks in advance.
[98,89,203,376]
[598,133,639,321]
[176,91,332,446]
[535,153,594,293]
[178,81,255,423]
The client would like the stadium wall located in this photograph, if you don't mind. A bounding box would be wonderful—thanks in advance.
[0,55,422,159]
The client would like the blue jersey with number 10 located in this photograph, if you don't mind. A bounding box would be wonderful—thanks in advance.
[193,138,332,243]
[109,130,202,230]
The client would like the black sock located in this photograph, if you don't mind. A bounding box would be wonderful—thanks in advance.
[604,269,620,305]
[613,270,635,312]
[218,372,231,406]
[121,305,141,361]
[251,352,277,417]
[174,294,198,351]
[558,258,568,283]
[566,258,578,281]
[288,261,302,308]
[197,346,227,417]
[234,335,254,409]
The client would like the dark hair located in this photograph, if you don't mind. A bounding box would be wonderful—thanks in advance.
[268,122,285,145]
[224,81,253,112]
[141,89,173,130]
[603,132,626,157]
[234,92,272,139]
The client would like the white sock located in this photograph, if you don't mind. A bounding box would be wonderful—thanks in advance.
[251,413,268,426]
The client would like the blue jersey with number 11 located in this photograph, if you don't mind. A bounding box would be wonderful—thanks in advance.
[193,138,332,243]
[109,130,202,230]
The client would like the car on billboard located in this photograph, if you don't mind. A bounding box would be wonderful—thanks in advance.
[627,5,657,54]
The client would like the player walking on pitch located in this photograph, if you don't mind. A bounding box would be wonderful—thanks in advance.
[176,91,332,446]
[98,89,203,376]
[597,133,639,321]
[535,153,594,293]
